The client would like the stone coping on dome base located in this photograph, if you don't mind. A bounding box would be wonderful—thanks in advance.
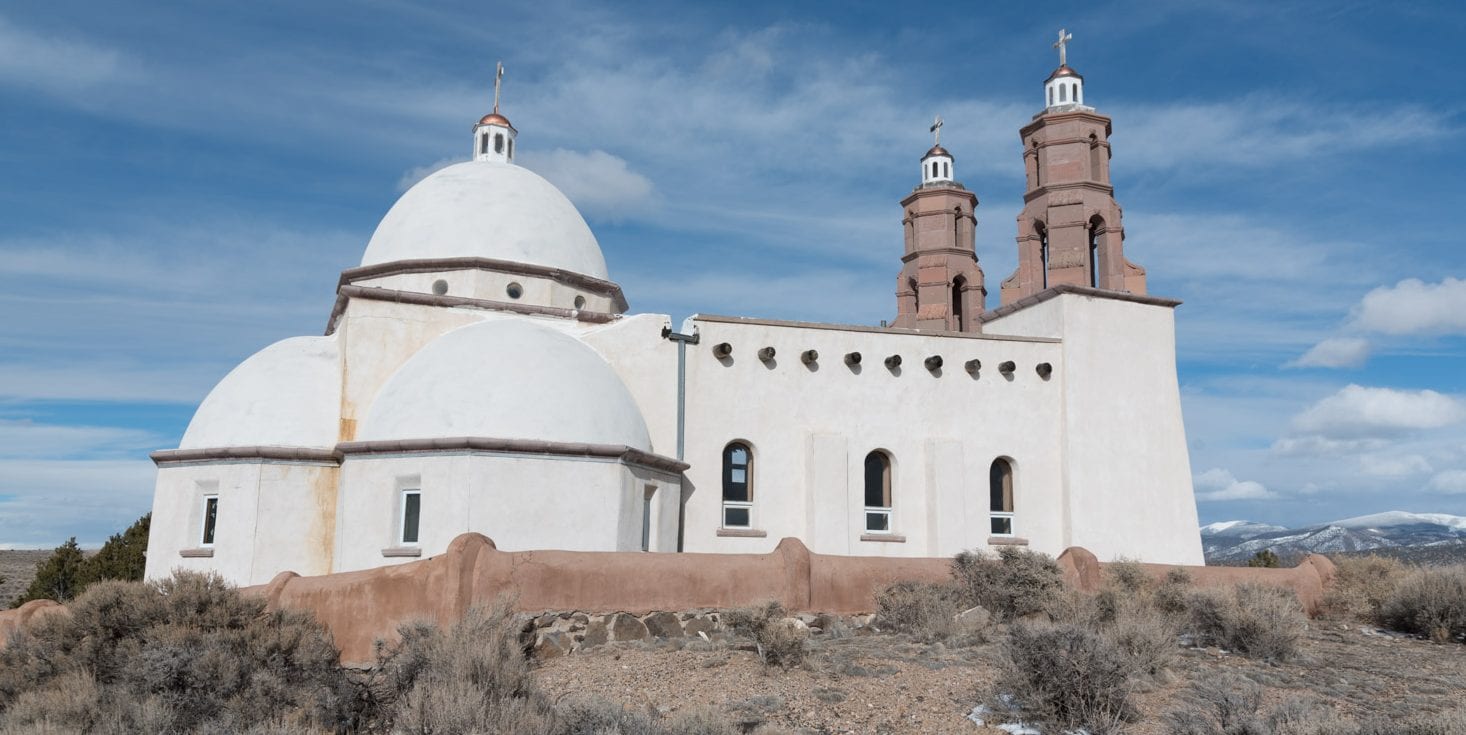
[152,438,690,475]
[978,284,1182,324]
[324,285,620,335]
[339,257,628,306]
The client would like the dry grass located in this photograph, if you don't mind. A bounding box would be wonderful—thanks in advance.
[722,601,808,669]
[872,581,986,645]
[1164,673,1466,735]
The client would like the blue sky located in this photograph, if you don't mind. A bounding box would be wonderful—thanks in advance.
[2,1,1465,546]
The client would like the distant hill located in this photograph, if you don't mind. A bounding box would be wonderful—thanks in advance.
[1202,511,1466,565]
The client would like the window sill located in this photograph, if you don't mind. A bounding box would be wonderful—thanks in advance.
[860,533,907,543]
[381,546,423,558]
[988,536,1030,546]
[716,527,767,538]
[179,548,214,558]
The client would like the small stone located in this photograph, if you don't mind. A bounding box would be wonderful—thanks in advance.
[534,613,558,628]
[643,611,684,639]
[533,631,571,660]
[610,612,649,642]
[683,616,717,638]
[571,613,589,625]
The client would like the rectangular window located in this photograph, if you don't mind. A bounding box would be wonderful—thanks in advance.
[641,487,654,552]
[865,509,891,533]
[990,515,1013,535]
[200,495,218,546]
[400,490,421,545]
[723,505,751,528]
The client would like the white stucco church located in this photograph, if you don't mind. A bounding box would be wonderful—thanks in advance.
[145,42,1204,587]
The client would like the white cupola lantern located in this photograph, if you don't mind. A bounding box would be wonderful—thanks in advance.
[473,62,517,163]
[920,115,954,185]
[1044,28,1086,110]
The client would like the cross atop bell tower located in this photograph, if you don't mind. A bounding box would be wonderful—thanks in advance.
[1000,31,1147,304]
[893,117,985,333]
[473,61,517,164]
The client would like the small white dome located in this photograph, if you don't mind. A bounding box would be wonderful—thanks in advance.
[361,161,609,280]
[359,319,650,451]
[180,335,341,450]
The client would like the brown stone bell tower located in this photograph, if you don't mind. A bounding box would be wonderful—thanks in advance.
[1000,30,1146,305]
[893,116,986,333]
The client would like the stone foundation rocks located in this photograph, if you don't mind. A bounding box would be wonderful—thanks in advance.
[521,609,876,659]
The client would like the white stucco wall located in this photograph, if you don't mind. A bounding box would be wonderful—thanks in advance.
[145,460,339,586]
[578,314,680,460]
[676,317,1067,559]
[984,293,1204,565]
[334,453,679,572]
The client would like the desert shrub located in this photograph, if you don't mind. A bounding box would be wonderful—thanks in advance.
[1321,555,1405,623]
[1154,567,1193,617]
[1165,674,1466,735]
[1106,558,1152,595]
[11,538,87,607]
[1247,549,1281,568]
[373,598,556,734]
[723,601,807,668]
[1186,583,1305,660]
[1106,597,1180,677]
[951,546,1064,621]
[996,622,1136,733]
[873,581,985,645]
[0,572,355,733]
[1378,564,1466,643]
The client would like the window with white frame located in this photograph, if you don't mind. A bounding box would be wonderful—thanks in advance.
[721,443,752,528]
[864,451,892,533]
[200,495,219,546]
[399,489,421,546]
[990,458,1015,535]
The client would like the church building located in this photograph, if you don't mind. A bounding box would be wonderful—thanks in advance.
[145,39,1204,587]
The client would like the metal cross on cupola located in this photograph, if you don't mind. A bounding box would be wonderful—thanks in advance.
[930,115,943,146]
[473,60,517,164]
[1053,28,1073,67]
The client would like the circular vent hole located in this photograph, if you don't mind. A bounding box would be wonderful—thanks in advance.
[574,295,586,309]
[506,282,523,299]
[432,279,448,296]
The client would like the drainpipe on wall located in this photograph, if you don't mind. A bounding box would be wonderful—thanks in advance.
[661,325,699,552]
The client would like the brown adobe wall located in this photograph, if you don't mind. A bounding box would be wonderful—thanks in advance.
[0,535,1338,668]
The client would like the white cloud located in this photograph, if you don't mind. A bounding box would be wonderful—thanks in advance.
[1194,467,1278,501]
[1427,470,1466,495]
[1351,277,1466,336]
[1291,384,1466,438]
[1270,435,1389,457]
[0,458,156,547]
[1358,453,1433,478]
[1286,337,1371,369]
[396,157,466,192]
[520,149,658,221]
[0,14,130,97]
[0,419,162,459]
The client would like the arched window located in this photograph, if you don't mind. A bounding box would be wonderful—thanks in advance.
[989,459,1014,535]
[1088,216,1105,288]
[1059,84,1067,103]
[480,135,489,155]
[909,277,919,313]
[864,451,892,533]
[507,138,513,159]
[721,442,753,528]
[951,276,965,331]
[943,161,949,178]
[494,133,504,153]
[1072,83,1079,103]
[1048,87,1054,107]
[1035,221,1050,289]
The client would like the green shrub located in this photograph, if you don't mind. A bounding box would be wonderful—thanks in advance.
[1186,583,1305,660]
[1378,565,1466,643]
[11,514,151,608]
[951,546,1064,621]
[996,622,1136,733]
[1247,549,1281,568]
[11,538,87,607]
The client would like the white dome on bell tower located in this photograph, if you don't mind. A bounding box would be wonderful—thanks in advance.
[1043,29,1089,111]
[919,115,954,186]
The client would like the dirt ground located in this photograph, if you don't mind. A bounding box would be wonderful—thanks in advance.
[0,550,49,608]
[535,623,1466,734]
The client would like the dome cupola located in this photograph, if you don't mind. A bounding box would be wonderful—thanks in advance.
[474,62,516,163]
[1044,29,1087,110]
[920,115,954,185]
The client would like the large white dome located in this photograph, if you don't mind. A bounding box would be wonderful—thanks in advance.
[359,319,650,451]
[180,335,341,450]
[360,161,608,280]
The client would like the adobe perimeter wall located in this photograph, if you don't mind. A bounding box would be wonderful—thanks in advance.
[1,534,1337,668]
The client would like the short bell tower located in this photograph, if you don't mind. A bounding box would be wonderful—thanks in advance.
[892,116,986,333]
[473,61,517,164]
[1000,30,1146,304]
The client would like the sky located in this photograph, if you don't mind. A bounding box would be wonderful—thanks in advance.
[2,0,1465,547]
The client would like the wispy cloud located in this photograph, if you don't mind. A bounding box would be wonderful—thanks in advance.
[1291,384,1466,438]
[1194,467,1278,501]
[0,13,132,99]
[1286,337,1371,369]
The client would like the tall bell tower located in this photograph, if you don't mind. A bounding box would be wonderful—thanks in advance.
[892,116,986,333]
[1000,30,1146,305]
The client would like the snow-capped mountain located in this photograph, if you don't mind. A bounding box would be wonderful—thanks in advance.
[1201,511,1466,564]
